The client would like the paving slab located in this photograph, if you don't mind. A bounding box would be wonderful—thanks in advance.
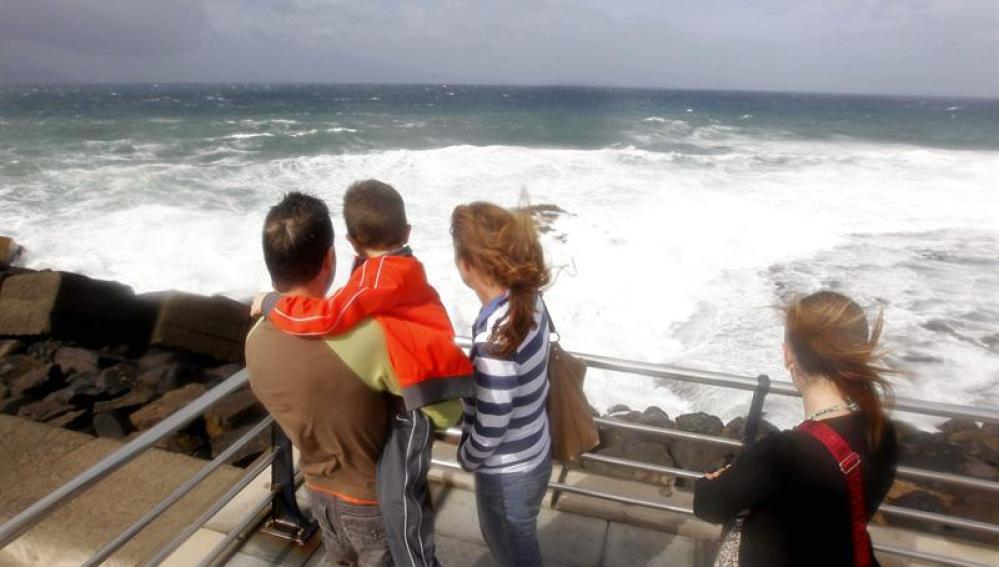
[0,415,245,567]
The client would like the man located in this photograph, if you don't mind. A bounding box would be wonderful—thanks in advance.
[246,192,392,567]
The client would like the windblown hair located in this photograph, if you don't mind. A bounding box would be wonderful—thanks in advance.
[785,291,895,445]
[263,192,333,291]
[451,202,551,357]
[343,179,408,249]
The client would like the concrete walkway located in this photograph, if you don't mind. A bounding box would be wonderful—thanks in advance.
[0,415,245,567]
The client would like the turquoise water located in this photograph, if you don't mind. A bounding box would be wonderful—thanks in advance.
[1,84,997,425]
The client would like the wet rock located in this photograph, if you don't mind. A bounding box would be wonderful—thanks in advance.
[606,404,631,415]
[639,406,673,429]
[887,490,948,533]
[9,364,65,398]
[0,271,154,348]
[18,398,74,422]
[147,291,251,363]
[204,388,265,439]
[584,439,676,488]
[722,416,780,443]
[671,412,732,474]
[939,418,979,437]
[0,339,25,358]
[129,383,207,430]
[899,432,969,473]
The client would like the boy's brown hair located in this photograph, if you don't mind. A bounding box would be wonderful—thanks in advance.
[343,179,409,249]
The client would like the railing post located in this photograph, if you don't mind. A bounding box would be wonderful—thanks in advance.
[743,374,770,448]
[261,424,317,545]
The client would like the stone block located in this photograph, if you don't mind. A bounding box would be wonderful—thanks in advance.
[94,410,133,439]
[18,398,74,422]
[0,339,25,358]
[53,347,101,375]
[9,364,65,398]
[0,271,154,349]
[135,361,198,395]
[0,236,24,268]
[0,354,44,385]
[129,383,207,430]
[148,292,251,362]
[204,388,265,438]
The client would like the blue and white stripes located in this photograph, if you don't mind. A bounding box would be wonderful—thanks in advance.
[458,293,551,475]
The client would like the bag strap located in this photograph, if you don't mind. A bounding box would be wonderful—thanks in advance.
[797,420,872,567]
[539,295,557,337]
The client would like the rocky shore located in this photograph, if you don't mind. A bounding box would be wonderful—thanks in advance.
[1,249,996,544]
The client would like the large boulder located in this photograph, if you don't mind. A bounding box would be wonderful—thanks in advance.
[670,412,733,475]
[147,292,251,363]
[0,271,154,349]
[722,416,780,443]
[9,364,65,398]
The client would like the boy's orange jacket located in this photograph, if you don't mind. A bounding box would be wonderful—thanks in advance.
[262,249,474,410]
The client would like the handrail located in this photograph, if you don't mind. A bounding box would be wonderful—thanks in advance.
[0,369,251,548]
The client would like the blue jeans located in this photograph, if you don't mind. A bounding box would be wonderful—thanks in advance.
[474,458,553,567]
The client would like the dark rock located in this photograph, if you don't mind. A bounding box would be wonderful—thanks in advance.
[0,271,155,348]
[18,398,74,422]
[0,339,25,358]
[205,362,242,388]
[134,362,197,395]
[959,457,999,481]
[0,354,43,385]
[155,431,206,455]
[95,362,137,391]
[639,406,673,429]
[671,412,732,474]
[9,364,65,398]
[94,410,134,439]
[0,395,30,415]
[204,388,265,439]
[0,383,8,400]
[53,347,101,375]
[46,409,91,430]
[722,416,780,443]
[585,439,676,487]
[136,350,191,372]
[26,339,61,363]
[887,490,948,533]
[129,383,207,430]
[899,432,969,473]
[93,386,158,415]
[939,418,979,436]
[606,404,631,415]
[676,412,725,435]
[147,291,251,363]
[210,425,270,464]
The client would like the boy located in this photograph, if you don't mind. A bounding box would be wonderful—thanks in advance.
[253,179,473,567]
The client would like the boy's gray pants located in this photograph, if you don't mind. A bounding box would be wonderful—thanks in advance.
[376,409,441,567]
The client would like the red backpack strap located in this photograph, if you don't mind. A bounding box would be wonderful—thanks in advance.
[798,420,873,567]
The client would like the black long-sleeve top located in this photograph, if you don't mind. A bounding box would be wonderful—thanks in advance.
[694,413,898,567]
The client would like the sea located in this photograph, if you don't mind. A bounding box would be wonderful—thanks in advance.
[1,84,997,429]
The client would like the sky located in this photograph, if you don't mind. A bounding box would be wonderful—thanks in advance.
[0,0,996,97]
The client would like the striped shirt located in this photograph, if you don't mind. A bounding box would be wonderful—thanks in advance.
[457,292,551,475]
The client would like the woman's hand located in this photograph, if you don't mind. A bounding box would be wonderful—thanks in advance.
[704,465,731,480]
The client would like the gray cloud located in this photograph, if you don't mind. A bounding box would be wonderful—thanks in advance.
[0,0,995,97]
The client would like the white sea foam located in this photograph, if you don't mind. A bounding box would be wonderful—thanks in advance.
[4,140,998,426]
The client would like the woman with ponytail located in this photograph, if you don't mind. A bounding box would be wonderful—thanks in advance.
[451,202,553,567]
[694,291,899,567]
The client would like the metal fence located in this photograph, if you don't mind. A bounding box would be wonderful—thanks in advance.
[1,344,997,566]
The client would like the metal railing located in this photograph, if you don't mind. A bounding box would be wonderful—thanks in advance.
[1,344,997,567]
[0,368,315,566]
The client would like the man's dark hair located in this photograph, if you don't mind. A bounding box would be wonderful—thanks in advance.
[263,192,334,290]
[343,179,408,249]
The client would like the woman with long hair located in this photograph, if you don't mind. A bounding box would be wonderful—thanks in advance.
[694,291,899,567]
[451,202,552,567]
